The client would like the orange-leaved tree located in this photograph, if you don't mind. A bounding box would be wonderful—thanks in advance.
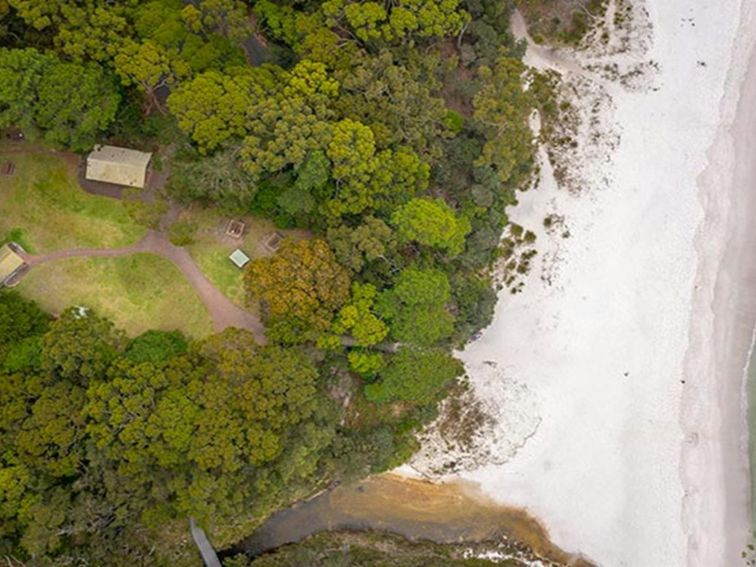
[245,238,350,342]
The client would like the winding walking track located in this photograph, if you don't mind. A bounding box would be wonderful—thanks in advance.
[21,230,267,343]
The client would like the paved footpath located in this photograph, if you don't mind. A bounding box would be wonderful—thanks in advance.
[23,231,266,343]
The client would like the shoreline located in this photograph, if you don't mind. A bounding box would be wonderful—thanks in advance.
[225,474,589,566]
[427,1,756,565]
[682,1,756,561]
[748,327,756,532]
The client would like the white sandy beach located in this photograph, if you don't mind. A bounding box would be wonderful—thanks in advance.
[447,1,756,566]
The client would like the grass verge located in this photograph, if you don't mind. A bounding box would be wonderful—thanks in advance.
[0,150,145,253]
[183,207,307,308]
[17,253,213,339]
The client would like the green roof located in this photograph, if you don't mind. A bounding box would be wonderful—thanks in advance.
[0,244,24,281]
[229,249,250,269]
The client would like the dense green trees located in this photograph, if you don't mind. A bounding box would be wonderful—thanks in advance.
[473,56,535,184]
[42,308,125,383]
[114,39,174,114]
[450,273,497,342]
[0,302,344,564]
[0,291,48,353]
[334,50,449,157]
[5,0,248,121]
[239,60,338,177]
[326,216,398,274]
[191,0,249,41]
[333,283,388,347]
[124,329,188,363]
[365,346,463,404]
[0,48,120,150]
[55,3,131,63]
[0,0,543,561]
[195,331,320,468]
[168,67,276,152]
[277,150,329,215]
[0,294,468,564]
[0,48,44,130]
[34,58,120,149]
[245,239,351,341]
[392,198,471,256]
[377,267,455,346]
[84,328,324,527]
[322,0,470,43]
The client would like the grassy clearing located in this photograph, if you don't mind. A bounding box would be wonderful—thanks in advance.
[0,150,145,253]
[182,207,308,308]
[17,253,213,339]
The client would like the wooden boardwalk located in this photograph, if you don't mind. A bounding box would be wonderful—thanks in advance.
[190,518,222,567]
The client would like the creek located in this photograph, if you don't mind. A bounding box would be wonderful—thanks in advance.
[223,474,593,566]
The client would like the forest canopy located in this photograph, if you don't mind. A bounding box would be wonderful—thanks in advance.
[0,0,542,563]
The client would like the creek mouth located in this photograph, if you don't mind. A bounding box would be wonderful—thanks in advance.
[221,474,594,566]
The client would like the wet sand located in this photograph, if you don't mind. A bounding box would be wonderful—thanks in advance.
[681,6,756,562]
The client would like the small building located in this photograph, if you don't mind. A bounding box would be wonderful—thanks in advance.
[86,145,152,188]
[229,249,251,269]
[0,243,27,287]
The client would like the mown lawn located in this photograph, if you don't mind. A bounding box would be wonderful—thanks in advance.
[182,207,308,308]
[0,150,145,253]
[17,253,214,339]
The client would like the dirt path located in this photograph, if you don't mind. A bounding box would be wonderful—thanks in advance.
[3,142,265,341]
[23,231,266,343]
[510,9,609,84]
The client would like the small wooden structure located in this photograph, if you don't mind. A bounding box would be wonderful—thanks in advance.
[263,231,284,253]
[229,249,251,269]
[1,161,15,176]
[190,518,221,567]
[0,243,27,287]
[225,219,246,239]
[86,145,152,188]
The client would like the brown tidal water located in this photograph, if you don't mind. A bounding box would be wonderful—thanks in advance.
[225,474,594,566]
